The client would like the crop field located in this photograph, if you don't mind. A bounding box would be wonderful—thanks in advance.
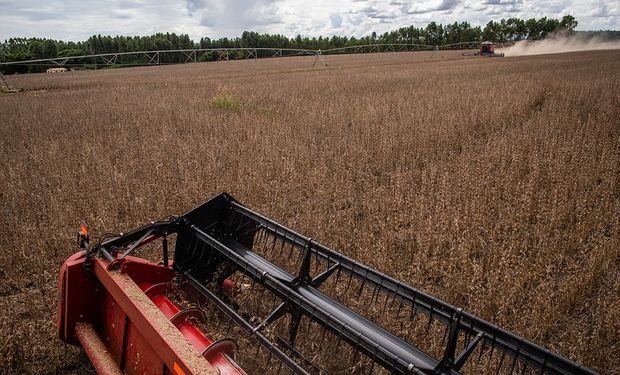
[0,49,619,374]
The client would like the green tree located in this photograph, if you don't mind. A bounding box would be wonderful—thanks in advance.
[425,22,444,45]
[560,15,578,31]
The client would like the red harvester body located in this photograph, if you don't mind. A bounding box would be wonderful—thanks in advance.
[57,251,245,375]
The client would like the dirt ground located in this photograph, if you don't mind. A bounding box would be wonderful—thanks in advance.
[0,49,618,374]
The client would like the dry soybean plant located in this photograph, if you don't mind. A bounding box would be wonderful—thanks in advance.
[0,50,618,374]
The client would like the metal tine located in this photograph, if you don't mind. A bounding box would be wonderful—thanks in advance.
[253,281,268,314]
[235,211,248,234]
[374,289,385,314]
[350,332,365,367]
[282,243,295,268]
[306,308,318,335]
[375,275,385,303]
[508,340,523,375]
[381,289,392,315]
[368,358,376,375]
[346,271,356,296]
[224,208,237,231]
[245,273,257,302]
[264,348,273,369]
[295,243,304,266]
[260,228,271,252]
[276,356,284,375]
[539,358,547,375]
[184,244,199,273]
[265,230,277,256]
[441,319,451,345]
[226,314,234,336]
[388,287,400,310]
[235,222,260,240]
[487,331,498,367]
[232,215,252,235]
[252,226,265,252]
[200,239,208,259]
[496,350,507,375]
[183,239,202,272]
[350,346,360,371]
[248,227,258,249]
[204,242,215,266]
[268,230,278,256]
[278,230,287,257]
[356,272,369,299]
[255,338,262,357]
[304,316,312,335]
[335,329,343,352]
[268,288,279,314]
[228,209,242,235]
[288,233,298,260]
[520,358,529,375]
[188,234,198,255]
[252,227,265,250]
[317,325,328,357]
[334,266,342,286]
[464,328,472,348]
[295,239,312,273]
[253,227,267,252]
[477,339,487,364]
[425,306,435,333]
[313,248,320,275]
[368,284,379,307]
[485,347,496,368]
[265,231,278,249]
[409,300,419,327]
[395,300,404,319]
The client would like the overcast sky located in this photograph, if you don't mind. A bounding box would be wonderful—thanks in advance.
[0,0,618,42]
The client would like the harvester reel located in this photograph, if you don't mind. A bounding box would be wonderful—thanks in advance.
[57,192,598,375]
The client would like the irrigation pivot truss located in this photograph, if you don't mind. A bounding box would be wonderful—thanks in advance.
[0,41,515,68]
[0,47,317,68]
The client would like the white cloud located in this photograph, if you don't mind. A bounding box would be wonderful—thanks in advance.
[330,13,343,28]
[187,0,285,36]
[0,0,617,42]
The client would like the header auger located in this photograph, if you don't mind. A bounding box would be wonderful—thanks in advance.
[58,192,597,375]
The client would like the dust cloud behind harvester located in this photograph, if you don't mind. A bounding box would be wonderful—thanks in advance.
[499,33,620,56]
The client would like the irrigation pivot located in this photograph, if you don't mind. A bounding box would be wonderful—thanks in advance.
[0,71,22,93]
[1,41,511,71]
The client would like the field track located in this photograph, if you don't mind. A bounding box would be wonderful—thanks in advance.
[0,49,618,374]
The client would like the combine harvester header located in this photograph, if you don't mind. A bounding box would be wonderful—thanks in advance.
[58,193,597,374]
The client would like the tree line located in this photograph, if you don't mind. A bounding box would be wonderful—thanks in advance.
[1,15,577,73]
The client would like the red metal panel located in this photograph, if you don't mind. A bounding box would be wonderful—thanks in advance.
[93,258,217,375]
[100,292,127,367]
[124,320,165,375]
[58,252,102,345]
[121,255,175,285]
[59,253,243,374]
